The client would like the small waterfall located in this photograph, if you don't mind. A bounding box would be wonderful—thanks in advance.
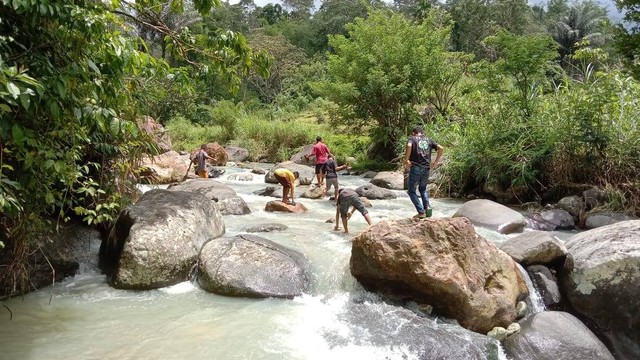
[515,263,545,315]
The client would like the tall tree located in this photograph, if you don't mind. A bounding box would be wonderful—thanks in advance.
[316,9,454,161]
[549,1,608,67]
[614,0,640,78]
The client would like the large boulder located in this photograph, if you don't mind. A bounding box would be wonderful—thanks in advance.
[137,150,191,184]
[137,116,172,153]
[499,231,567,266]
[197,234,310,298]
[195,142,228,166]
[557,195,586,221]
[300,185,325,199]
[525,209,576,231]
[243,223,288,233]
[503,311,614,360]
[453,199,526,234]
[350,217,528,333]
[584,211,637,229]
[583,187,608,210]
[100,189,225,290]
[168,179,251,215]
[370,171,404,190]
[265,161,315,185]
[355,184,397,200]
[224,146,249,162]
[289,144,315,166]
[559,220,640,359]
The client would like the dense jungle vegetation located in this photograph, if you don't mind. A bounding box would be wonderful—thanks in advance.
[1,0,639,293]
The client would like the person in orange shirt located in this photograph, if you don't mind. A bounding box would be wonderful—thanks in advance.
[273,168,300,205]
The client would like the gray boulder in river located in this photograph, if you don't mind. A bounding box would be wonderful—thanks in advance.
[100,189,225,290]
[453,199,526,234]
[503,311,614,360]
[197,234,310,299]
[559,220,640,359]
[355,183,397,200]
[499,231,567,266]
[168,178,251,215]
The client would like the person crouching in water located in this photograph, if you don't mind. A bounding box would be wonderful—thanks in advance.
[273,168,300,205]
[334,188,372,233]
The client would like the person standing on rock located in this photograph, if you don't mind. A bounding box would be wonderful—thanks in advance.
[193,144,214,178]
[335,188,372,233]
[305,136,332,188]
[404,125,443,219]
[273,168,300,205]
[322,154,349,199]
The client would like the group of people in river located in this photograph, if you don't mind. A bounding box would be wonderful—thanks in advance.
[193,126,443,233]
[270,126,444,233]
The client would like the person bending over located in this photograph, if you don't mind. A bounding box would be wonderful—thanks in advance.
[334,188,372,233]
[273,168,300,205]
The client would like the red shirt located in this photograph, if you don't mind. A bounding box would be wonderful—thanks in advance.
[311,142,330,164]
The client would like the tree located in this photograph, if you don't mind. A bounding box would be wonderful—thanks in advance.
[317,9,453,161]
[0,0,268,295]
[614,0,640,78]
[483,31,558,116]
[549,1,608,67]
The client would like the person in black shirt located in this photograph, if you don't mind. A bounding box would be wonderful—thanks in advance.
[403,125,443,218]
[322,154,349,198]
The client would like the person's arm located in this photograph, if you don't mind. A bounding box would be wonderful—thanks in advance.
[404,142,412,168]
[334,205,340,230]
[336,163,348,171]
[432,144,444,169]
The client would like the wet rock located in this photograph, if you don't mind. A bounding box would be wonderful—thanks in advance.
[197,234,310,298]
[557,195,585,221]
[526,265,561,309]
[227,173,254,181]
[370,171,404,190]
[503,311,614,360]
[253,186,280,197]
[584,211,637,229]
[453,199,526,234]
[559,220,640,359]
[224,146,249,162]
[499,231,567,265]
[355,184,397,200]
[251,168,266,175]
[243,223,288,233]
[487,323,520,341]
[168,179,251,215]
[516,301,527,319]
[360,171,378,179]
[101,189,225,290]
[301,185,325,199]
[582,187,608,210]
[265,200,307,213]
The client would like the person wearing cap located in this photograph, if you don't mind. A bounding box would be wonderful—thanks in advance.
[334,188,372,233]
[305,136,332,188]
[404,125,443,219]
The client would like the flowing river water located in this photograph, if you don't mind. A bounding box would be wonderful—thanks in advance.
[0,165,563,360]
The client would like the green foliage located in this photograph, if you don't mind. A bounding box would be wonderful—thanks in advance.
[614,0,640,79]
[317,9,455,161]
[482,31,558,116]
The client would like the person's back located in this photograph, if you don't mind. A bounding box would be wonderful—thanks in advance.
[408,134,436,169]
[324,158,338,178]
[312,142,330,164]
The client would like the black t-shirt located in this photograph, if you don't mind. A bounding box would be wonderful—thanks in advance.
[323,159,338,178]
[408,135,438,169]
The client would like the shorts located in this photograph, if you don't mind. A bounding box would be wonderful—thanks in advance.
[326,178,339,192]
[315,163,325,174]
[274,173,292,187]
[197,170,208,178]
[339,196,368,219]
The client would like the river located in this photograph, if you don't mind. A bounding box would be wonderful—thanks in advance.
[0,165,560,360]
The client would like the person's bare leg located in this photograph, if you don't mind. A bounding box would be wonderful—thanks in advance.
[363,213,372,226]
[282,186,290,203]
[342,217,349,233]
